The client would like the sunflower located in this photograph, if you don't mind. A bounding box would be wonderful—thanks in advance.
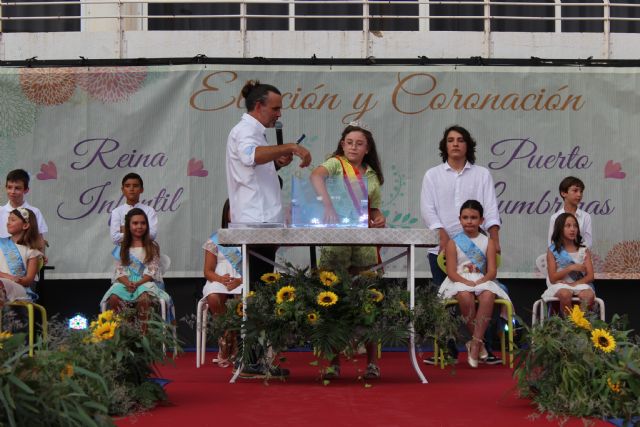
[60,364,74,381]
[307,312,319,324]
[275,306,286,317]
[92,321,118,342]
[98,310,116,325]
[276,285,296,304]
[319,271,339,287]
[370,288,384,303]
[607,377,622,394]
[591,328,616,353]
[261,272,281,284]
[567,305,591,330]
[0,331,12,349]
[236,302,244,317]
[317,291,338,307]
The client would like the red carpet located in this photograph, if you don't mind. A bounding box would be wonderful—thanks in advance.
[115,352,609,427]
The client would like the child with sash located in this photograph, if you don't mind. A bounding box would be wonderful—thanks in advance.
[202,200,243,368]
[543,212,595,315]
[101,208,172,329]
[438,200,510,368]
[0,208,43,308]
[310,122,385,380]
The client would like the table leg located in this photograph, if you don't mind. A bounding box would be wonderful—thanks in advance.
[230,243,250,384]
[407,244,428,384]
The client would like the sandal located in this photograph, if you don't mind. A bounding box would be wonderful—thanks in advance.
[466,337,483,369]
[324,365,340,379]
[363,363,380,380]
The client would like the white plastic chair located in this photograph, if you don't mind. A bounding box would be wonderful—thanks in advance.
[195,297,209,368]
[532,253,605,325]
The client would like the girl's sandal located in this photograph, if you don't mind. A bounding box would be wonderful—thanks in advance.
[363,363,381,380]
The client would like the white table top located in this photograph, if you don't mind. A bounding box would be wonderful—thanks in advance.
[218,227,437,247]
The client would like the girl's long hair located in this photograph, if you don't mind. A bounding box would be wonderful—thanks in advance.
[550,212,583,251]
[11,208,40,249]
[121,208,159,265]
[331,124,384,185]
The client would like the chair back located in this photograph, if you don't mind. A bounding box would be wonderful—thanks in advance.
[160,254,171,275]
[535,253,552,287]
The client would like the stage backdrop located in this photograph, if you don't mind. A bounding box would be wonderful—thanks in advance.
[0,64,638,279]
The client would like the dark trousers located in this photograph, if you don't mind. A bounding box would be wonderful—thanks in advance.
[244,245,278,366]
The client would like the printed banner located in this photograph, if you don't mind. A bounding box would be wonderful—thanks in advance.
[0,64,637,279]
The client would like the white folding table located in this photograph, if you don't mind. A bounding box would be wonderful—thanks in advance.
[218,227,437,383]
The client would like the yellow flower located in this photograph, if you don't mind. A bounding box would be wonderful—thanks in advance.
[276,286,296,304]
[319,271,339,287]
[92,321,118,342]
[261,272,281,284]
[247,291,256,298]
[607,377,622,394]
[275,306,286,317]
[591,328,616,353]
[566,305,591,330]
[317,291,338,307]
[0,331,12,349]
[399,301,408,311]
[359,270,379,279]
[307,312,319,324]
[370,288,384,303]
[98,310,115,325]
[60,364,74,381]
[236,302,244,317]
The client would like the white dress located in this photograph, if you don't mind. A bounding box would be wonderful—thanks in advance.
[438,234,511,302]
[541,247,594,299]
[202,239,243,297]
[0,242,42,302]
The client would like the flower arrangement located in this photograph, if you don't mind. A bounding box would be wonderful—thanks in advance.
[515,306,640,422]
[0,309,176,426]
[211,268,458,376]
[211,268,411,370]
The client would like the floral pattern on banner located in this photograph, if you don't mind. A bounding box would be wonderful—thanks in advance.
[0,75,37,138]
[603,241,640,279]
[19,67,77,106]
[77,66,147,103]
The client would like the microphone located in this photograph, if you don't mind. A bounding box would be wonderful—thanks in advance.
[275,121,284,145]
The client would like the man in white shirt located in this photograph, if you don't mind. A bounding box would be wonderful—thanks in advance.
[420,125,502,364]
[109,173,158,244]
[547,176,592,248]
[226,80,311,378]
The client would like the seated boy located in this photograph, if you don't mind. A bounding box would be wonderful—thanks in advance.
[109,173,158,244]
[0,169,48,251]
[548,176,592,248]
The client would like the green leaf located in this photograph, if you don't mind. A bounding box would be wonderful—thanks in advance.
[6,375,34,395]
[308,360,319,366]
[322,380,330,386]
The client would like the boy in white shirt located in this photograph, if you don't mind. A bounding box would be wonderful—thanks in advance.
[548,176,592,248]
[0,169,48,251]
[109,173,158,244]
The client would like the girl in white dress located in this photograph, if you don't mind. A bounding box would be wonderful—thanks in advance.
[0,208,43,308]
[438,200,510,368]
[202,200,242,367]
[543,212,595,315]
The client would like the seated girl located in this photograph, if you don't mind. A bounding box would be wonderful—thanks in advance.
[0,208,43,308]
[438,200,510,368]
[202,200,242,367]
[100,208,172,329]
[543,212,595,315]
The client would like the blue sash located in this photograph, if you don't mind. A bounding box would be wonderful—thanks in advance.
[453,233,486,274]
[210,232,242,276]
[0,237,27,277]
[112,246,146,283]
[550,244,584,282]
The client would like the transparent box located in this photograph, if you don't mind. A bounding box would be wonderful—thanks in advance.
[290,173,368,228]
